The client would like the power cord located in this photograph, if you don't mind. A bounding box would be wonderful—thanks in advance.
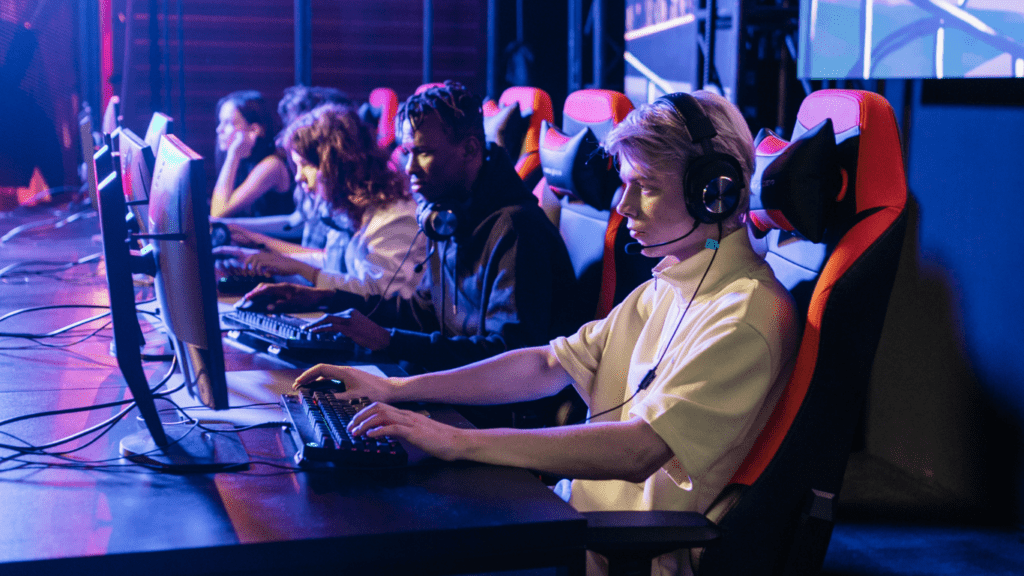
[0,252,102,280]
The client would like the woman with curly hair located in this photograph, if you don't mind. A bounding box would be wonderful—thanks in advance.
[222,104,426,299]
[210,90,293,218]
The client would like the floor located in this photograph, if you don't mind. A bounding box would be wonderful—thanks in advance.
[820,452,1024,575]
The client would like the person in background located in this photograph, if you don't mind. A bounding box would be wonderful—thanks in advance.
[210,90,293,218]
[278,85,351,127]
[290,91,800,576]
[215,85,353,242]
[238,81,580,428]
[219,104,425,299]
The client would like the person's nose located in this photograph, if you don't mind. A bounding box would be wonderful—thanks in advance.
[616,182,639,218]
[404,153,419,176]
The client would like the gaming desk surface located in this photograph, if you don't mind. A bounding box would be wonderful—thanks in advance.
[0,209,585,575]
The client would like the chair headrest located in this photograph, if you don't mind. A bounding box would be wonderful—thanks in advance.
[483,101,529,159]
[748,90,908,245]
[794,89,907,217]
[539,119,620,210]
[414,82,445,95]
[364,87,398,148]
[749,119,842,244]
[499,86,554,157]
[562,89,634,142]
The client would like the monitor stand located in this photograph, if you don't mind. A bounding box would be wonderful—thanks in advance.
[120,421,249,473]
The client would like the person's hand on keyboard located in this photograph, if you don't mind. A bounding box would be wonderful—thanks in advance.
[304,309,391,351]
[346,401,463,462]
[235,282,334,312]
[225,223,266,249]
[293,363,399,403]
[213,246,260,273]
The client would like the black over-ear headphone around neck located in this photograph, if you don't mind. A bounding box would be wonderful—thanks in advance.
[417,201,461,242]
[658,92,743,224]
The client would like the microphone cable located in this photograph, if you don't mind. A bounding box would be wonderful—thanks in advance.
[568,222,722,425]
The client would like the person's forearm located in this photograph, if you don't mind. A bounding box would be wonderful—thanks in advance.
[211,152,242,217]
[391,346,572,405]
[455,419,671,483]
[216,214,303,240]
[293,260,319,284]
[249,232,319,256]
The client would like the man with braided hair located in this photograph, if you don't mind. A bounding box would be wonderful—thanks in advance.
[242,81,579,428]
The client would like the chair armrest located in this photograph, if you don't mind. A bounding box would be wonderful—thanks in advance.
[583,511,721,557]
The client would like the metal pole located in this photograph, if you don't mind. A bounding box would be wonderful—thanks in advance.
[149,0,162,112]
[487,0,497,98]
[177,0,186,139]
[704,0,717,89]
[78,0,101,127]
[568,0,582,93]
[120,0,135,119]
[162,0,171,112]
[592,0,603,88]
[294,0,312,86]
[423,0,434,84]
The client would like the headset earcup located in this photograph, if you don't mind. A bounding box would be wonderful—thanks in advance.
[417,203,459,241]
[684,154,743,224]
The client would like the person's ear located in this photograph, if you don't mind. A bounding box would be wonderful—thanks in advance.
[461,135,481,161]
[251,124,264,139]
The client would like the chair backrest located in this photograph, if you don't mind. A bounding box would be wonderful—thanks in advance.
[414,82,445,94]
[535,88,656,321]
[693,89,908,575]
[366,87,399,149]
[489,86,554,191]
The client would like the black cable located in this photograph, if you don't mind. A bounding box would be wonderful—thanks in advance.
[0,311,110,339]
[0,299,159,340]
[0,304,109,324]
[0,252,102,285]
[0,358,178,457]
[365,228,424,319]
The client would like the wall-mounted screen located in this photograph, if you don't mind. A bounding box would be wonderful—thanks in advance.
[623,1,700,106]
[799,0,1024,79]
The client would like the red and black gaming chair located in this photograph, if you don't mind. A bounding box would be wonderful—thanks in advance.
[414,82,445,95]
[361,87,399,150]
[535,89,654,321]
[483,86,554,192]
[583,90,909,576]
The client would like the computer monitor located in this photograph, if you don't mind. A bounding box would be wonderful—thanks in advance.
[78,111,99,211]
[102,96,121,134]
[95,133,245,472]
[148,133,229,411]
[144,112,173,158]
[118,127,155,233]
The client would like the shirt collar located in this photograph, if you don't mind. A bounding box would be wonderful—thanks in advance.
[651,227,762,295]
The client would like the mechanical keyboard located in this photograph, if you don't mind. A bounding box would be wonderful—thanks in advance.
[280,389,408,468]
[218,274,274,295]
[223,309,356,352]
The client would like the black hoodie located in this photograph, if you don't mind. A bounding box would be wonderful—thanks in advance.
[330,144,580,373]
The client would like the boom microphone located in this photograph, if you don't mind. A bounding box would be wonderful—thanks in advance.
[623,220,700,255]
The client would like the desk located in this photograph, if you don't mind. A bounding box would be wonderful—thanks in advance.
[0,208,586,575]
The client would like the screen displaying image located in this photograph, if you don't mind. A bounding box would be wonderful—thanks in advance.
[623,0,700,106]
[799,0,1024,79]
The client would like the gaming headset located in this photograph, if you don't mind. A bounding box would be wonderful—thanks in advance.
[416,201,461,242]
[658,92,743,224]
